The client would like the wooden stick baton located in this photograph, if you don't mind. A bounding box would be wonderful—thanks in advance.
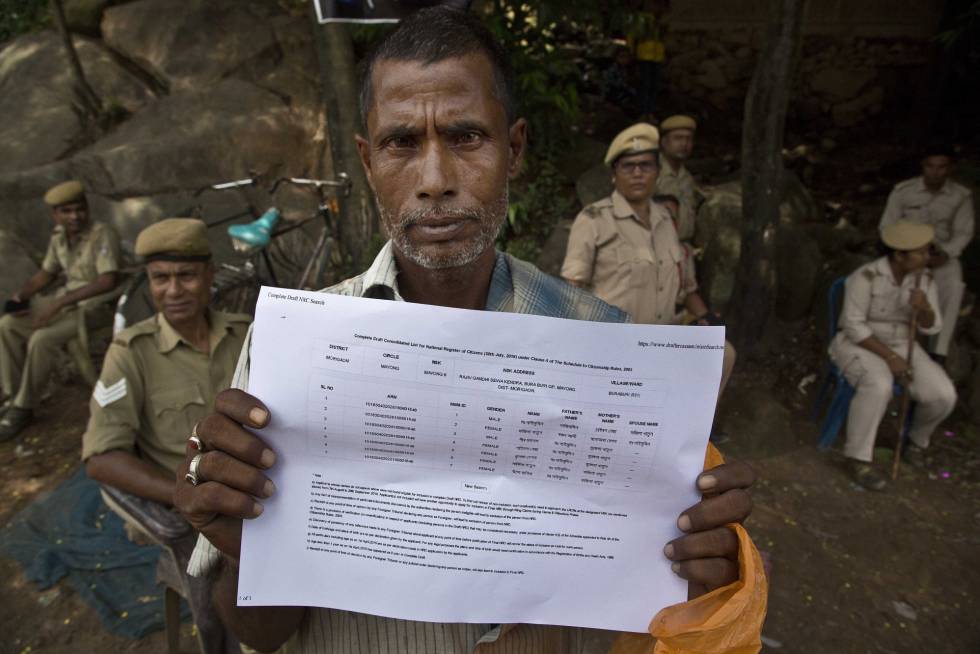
[892,272,922,480]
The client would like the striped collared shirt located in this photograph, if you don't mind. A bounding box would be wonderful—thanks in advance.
[328,241,630,322]
[190,242,629,653]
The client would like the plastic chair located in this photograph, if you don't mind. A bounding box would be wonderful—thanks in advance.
[100,485,239,654]
[813,277,912,450]
[66,288,126,386]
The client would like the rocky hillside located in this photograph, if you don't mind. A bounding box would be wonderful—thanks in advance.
[0,0,326,298]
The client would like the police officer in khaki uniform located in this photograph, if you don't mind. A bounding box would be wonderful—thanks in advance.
[830,222,956,491]
[878,145,974,362]
[83,218,250,504]
[0,181,122,439]
[654,115,699,243]
[561,123,736,393]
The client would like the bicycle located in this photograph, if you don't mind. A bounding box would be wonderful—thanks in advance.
[113,172,351,331]
[208,173,351,314]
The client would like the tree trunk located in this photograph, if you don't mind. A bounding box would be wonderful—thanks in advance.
[728,0,806,352]
[309,14,380,277]
[50,0,102,119]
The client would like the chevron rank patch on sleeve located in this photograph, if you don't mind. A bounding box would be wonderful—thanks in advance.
[93,379,127,408]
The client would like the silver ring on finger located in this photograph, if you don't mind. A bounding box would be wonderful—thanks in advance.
[188,422,205,452]
[185,453,205,486]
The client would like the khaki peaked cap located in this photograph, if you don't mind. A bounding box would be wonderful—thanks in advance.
[605,123,660,166]
[135,218,211,261]
[44,180,85,206]
[660,114,697,133]
[881,221,934,251]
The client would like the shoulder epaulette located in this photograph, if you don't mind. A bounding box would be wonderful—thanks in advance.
[582,197,613,219]
[112,315,158,347]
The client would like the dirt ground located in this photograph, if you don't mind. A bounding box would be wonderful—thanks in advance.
[0,383,198,654]
[1,340,978,654]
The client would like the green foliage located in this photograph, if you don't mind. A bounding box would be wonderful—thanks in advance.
[481,1,608,260]
[0,0,49,44]
[500,159,574,261]
[935,0,980,71]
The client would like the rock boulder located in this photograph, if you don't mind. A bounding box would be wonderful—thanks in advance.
[810,67,875,100]
[695,172,823,317]
[72,79,311,197]
[575,162,613,209]
[0,231,43,302]
[0,31,154,174]
[102,0,285,92]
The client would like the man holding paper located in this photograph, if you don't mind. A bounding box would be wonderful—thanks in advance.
[173,7,767,653]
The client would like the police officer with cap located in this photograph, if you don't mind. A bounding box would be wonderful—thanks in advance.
[0,181,122,439]
[83,218,250,504]
[878,144,974,363]
[655,114,699,243]
[561,123,736,394]
[830,221,957,491]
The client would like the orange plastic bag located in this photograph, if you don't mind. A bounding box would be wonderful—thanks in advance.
[610,445,769,654]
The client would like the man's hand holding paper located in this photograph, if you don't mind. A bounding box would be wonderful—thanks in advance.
[175,289,754,632]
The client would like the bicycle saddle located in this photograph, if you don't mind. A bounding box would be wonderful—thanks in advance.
[227,208,281,252]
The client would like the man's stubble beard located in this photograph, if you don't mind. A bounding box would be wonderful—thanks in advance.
[378,188,509,270]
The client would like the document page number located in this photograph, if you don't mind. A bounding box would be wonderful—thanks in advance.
[239,595,252,601]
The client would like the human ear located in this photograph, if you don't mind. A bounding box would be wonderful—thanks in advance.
[507,118,528,179]
[354,134,376,191]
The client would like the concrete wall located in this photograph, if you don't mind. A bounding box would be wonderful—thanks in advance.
[668,0,944,38]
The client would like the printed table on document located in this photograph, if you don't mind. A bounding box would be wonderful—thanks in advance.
[307,339,667,491]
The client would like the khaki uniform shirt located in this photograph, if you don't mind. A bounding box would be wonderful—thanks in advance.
[654,156,697,242]
[879,177,975,258]
[561,191,694,325]
[835,256,942,348]
[82,310,251,474]
[42,222,122,305]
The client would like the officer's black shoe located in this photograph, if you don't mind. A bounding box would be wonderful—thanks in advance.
[902,443,928,469]
[847,459,888,492]
[0,406,32,442]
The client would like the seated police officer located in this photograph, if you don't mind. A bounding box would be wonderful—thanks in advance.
[83,219,250,504]
[830,221,956,491]
[0,181,122,439]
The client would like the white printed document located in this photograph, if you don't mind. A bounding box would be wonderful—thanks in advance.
[238,287,725,632]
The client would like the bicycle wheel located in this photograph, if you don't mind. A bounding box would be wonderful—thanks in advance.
[212,281,260,315]
[211,262,261,315]
[267,218,336,291]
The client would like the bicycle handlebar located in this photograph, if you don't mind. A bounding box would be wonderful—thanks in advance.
[191,172,352,200]
[268,172,351,197]
[193,177,258,196]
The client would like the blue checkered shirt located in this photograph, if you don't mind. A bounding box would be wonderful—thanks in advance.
[328,241,629,322]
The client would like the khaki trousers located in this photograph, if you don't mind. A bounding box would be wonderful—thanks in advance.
[0,299,112,409]
[930,258,965,357]
[829,335,956,463]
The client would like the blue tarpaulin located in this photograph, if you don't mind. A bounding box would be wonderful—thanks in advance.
[0,467,178,638]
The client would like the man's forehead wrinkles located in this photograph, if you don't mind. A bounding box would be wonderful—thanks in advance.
[375,99,483,134]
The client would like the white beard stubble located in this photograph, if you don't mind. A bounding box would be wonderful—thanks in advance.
[378,189,509,270]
